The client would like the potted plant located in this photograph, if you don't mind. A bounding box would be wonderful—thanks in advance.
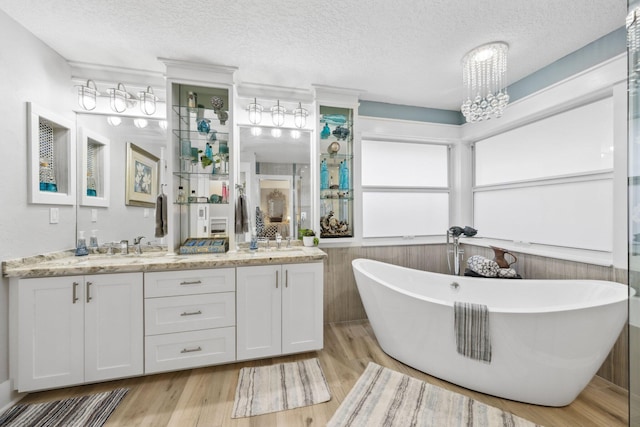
[300,229,316,247]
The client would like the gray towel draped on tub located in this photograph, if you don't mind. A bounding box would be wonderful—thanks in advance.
[454,301,492,363]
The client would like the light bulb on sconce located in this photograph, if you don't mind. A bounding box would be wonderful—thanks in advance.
[293,102,308,128]
[250,126,262,136]
[271,100,286,127]
[133,118,148,128]
[271,128,282,138]
[107,83,134,113]
[106,116,122,126]
[138,86,158,115]
[247,98,263,124]
[76,79,98,111]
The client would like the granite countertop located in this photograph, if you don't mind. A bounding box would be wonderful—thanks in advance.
[3,246,327,279]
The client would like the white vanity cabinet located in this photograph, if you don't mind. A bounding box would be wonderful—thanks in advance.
[10,273,143,392]
[236,262,323,360]
[143,268,236,374]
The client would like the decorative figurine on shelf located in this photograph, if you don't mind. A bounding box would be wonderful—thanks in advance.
[320,123,331,139]
[320,159,329,190]
[217,110,228,125]
[205,142,213,161]
[197,118,211,135]
[210,96,228,125]
[320,114,347,126]
[210,96,224,111]
[332,125,350,140]
[328,141,340,155]
[320,211,349,236]
[209,129,217,141]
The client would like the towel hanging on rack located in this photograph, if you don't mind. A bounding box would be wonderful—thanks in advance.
[235,194,248,234]
[155,192,167,238]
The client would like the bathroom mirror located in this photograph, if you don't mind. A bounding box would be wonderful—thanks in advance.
[238,125,312,241]
[75,113,167,246]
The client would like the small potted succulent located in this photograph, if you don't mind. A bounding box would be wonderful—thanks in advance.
[300,229,316,247]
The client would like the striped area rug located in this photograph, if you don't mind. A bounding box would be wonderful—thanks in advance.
[232,358,331,418]
[0,388,128,427]
[328,363,542,427]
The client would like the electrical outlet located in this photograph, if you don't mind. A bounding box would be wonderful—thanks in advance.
[49,208,59,224]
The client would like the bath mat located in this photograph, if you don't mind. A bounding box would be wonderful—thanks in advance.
[327,363,542,427]
[232,358,331,418]
[0,388,128,427]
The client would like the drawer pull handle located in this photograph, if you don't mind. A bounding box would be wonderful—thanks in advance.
[286,270,288,288]
[276,270,279,288]
[180,280,202,286]
[180,310,202,317]
[181,346,202,354]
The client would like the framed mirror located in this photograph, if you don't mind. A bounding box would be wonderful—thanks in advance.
[76,113,167,245]
[238,125,312,241]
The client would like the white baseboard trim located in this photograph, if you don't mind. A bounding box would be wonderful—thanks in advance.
[0,379,24,413]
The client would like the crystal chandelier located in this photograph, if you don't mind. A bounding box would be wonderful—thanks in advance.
[461,42,509,123]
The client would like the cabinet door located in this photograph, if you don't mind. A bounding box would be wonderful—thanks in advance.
[17,276,84,391]
[282,262,324,354]
[236,265,281,360]
[84,273,143,382]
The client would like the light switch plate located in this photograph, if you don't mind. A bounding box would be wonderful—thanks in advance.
[91,209,98,222]
[49,208,59,224]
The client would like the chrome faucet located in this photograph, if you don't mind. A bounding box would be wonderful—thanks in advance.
[133,236,145,254]
[446,226,477,275]
[275,233,282,249]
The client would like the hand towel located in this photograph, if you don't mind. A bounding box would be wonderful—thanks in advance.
[235,195,249,234]
[454,301,492,363]
[155,193,167,238]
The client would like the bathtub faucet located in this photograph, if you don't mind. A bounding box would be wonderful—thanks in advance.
[446,226,477,275]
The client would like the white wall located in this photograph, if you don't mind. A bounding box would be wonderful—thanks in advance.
[0,9,75,392]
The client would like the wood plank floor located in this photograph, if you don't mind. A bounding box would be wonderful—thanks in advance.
[16,320,628,426]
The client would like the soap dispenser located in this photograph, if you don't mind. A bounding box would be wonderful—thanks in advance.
[89,229,99,248]
[75,231,89,256]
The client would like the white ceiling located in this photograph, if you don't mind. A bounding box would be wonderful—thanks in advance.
[0,1,627,111]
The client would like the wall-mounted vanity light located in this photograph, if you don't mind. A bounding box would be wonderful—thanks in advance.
[138,86,158,115]
[247,98,263,124]
[293,102,308,128]
[107,83,135,113]
[271,100,286,127]
[76,79,99,111]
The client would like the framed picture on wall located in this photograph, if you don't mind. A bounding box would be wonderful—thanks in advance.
[125,142,159,207]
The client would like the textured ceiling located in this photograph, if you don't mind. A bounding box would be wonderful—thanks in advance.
[0,0,627,111]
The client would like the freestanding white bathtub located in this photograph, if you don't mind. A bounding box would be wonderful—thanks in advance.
[352,258,629,406]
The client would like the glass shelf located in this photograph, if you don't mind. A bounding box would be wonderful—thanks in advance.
[172,105,230,127]
[173,171,229,180]
[173,130,230,140]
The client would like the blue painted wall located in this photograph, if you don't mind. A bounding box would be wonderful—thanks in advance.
[359,27,626,125]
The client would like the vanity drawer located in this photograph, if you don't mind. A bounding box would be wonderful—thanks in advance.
[145,268,235,298]
[145,327,235,374]
[145,292,235,335]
